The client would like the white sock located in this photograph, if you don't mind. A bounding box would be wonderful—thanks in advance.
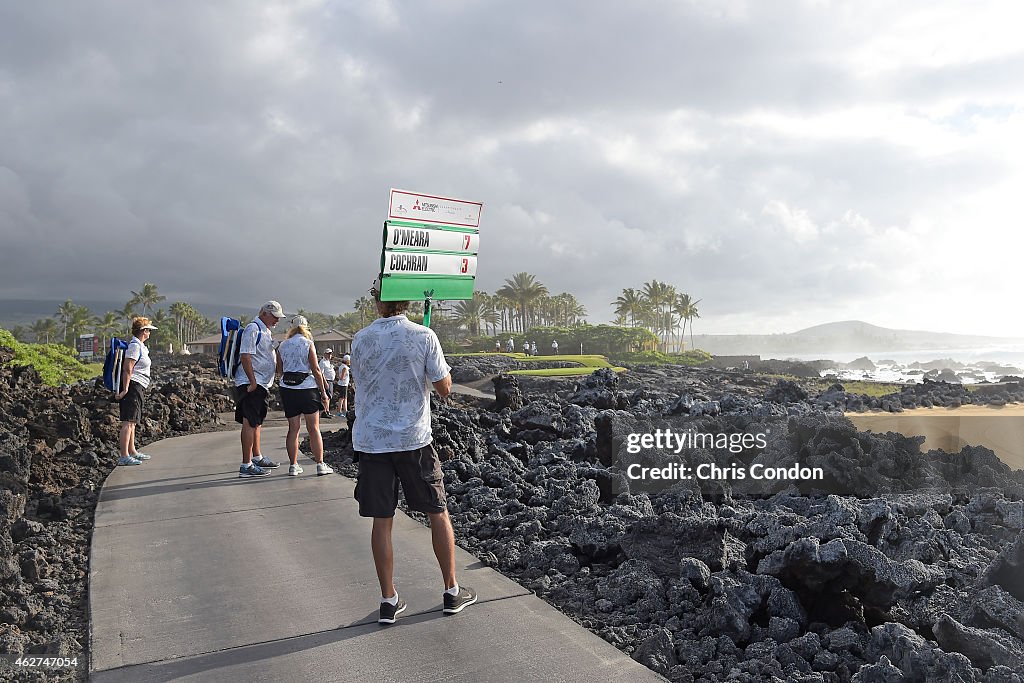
[445,584,459,597]
[253,455,264,462]
[381,593,399,605]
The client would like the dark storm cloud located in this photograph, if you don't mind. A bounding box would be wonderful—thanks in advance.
[1,1,1022,334]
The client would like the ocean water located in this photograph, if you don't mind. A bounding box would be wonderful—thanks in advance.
[777,348,1024,384]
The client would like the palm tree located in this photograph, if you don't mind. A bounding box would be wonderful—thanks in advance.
[169,302,190,345]
[613,288,645,327]
[353,297,376,326]
[480,297,500,336]
[30,318,59,344]
[641,280,675,351]
[493,293,515,333]
[67,305,95,345]
[496,272,548,333]
[130,283,166,316]
[94,312,122,350]
[55,299,77,345]
[118,301,138,335]
[682,297,701,350]
[453,297,485,336]
[566,299,587,327]
[151,309,170,350]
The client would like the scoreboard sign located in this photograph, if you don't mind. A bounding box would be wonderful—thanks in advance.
[378,189,482,303]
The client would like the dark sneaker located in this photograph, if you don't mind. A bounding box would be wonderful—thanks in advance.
[239,464,270,478]
[253,456,279,469]
[378,597,407,624]
[443,586,477,614]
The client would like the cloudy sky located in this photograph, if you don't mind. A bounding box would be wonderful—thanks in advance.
[1,0,1023,336]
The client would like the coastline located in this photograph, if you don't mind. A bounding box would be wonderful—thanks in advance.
[847,404,1024,470]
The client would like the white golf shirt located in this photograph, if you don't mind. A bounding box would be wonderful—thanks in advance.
[125,336,152,388]
[319,357,336,382]
[233,318,276,389]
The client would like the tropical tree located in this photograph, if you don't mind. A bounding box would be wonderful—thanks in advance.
[151,309,171,350]
[169,302,190,344]
[55,299,77,345]
[118,301,138,335]
[67,305,95,345]
[31,318,59,344]
[678,295,701,350]
[452,296,487,336]
[353,297,377,326]
[93,312,122,349]
[130,283,166,316]
[641,280,675,351]
[613,288,645,327]
[10,326,29,342]
[551,292,586,327]
[496,272,548,333]
[493,292,515,333]
[168,302,209,346]
[479,294,500,336]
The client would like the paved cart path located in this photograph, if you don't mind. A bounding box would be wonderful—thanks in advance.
[89,415,666,682]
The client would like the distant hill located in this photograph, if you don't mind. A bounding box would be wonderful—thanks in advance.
[0,298,252,332]
[690,320,1020,356]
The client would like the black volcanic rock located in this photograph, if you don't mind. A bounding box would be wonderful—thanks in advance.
[0,353,233,666]
[847,356,878,372]
[492,373,524,412]
[323,361,1024,679]
[765,380,808,404]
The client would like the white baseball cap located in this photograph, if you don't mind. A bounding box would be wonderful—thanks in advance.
[260,300,285,317]
[324,348,334,354]
[291,315,309,328]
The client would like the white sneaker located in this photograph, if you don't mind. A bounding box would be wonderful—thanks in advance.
[117,455,141,466]
[132,452,151,460]
[288,464,303,476]
[316,462,334,476]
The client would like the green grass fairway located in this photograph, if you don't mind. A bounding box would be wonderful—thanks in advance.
[449,352,626,376]
[764,374,904,398]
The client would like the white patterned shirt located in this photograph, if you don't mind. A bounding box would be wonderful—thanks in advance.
[278,335,318,390]
[351,315,451,453]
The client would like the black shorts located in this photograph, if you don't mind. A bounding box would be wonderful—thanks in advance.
[234,384,270,426]
[335,384,349,400]
[354,444,446,517]
[119,380,145,423]
[280,387,323,418]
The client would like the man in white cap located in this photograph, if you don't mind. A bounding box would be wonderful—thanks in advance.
[334,352,351,416]
[233,300,284,477]
[319,348,336,418]
[351,275,476,624]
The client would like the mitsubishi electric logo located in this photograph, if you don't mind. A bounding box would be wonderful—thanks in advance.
[413,199,441,213]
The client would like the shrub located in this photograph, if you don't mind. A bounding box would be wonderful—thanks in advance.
[0,328,99,385]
